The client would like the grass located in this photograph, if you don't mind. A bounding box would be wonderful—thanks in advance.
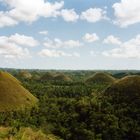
[103,75,140,104]
[41,73,72,82]
[105,75,140,94]
[19,70,32,79]
[41,72,55,81]
[0,71,38,112]
[54,74,72,82]
[86,72,115,84]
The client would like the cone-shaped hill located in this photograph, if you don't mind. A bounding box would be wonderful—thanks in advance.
[19,70,32,79]
[0,71,38,112]
[40,72,54,81]
[54,74,72,82]
[40,72,72,82]
[104,75,140,104]
[86,72,115,84]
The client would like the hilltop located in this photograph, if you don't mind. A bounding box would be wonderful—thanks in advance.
[86,72,115,84]
[0,71,38,112]
[18,70,32,79]
[104,75,140,103]
[40,72,72,82]
[40,72,54,81]
[54,74,72,82]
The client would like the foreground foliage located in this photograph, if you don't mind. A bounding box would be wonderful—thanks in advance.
[0,70,140,140]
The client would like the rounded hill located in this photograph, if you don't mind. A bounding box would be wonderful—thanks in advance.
[19,70,32,79]
[0,71,38,112]
[40,72,54,81]
[86,72,115,84]
[104,75,140,103]
[54,74,72,82]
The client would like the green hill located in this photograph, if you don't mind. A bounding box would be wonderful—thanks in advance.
[0,71,38,112]
[100,75,140,139]
[40,72,72,82]
[86,72,115,84]
[19,70,32,79]
[40,72,54,81]
[54,74,72,82]
[104,75,140,101]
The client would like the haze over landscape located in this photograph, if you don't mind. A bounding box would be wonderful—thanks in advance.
[0,0,140,69]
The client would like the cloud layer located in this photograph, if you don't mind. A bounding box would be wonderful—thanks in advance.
[61,9,79,22]
[0,0,64,27]
[81,8,107,23]
[103,35,140,58]
[43,38,82,49]
[39,49,80,58]
[0,33,38,58]
[83,33,99,43]
[113,0,140,27]
[103,35,122,45]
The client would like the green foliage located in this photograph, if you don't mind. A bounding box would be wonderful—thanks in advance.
[0,70,140,140]
[0,127,62,140]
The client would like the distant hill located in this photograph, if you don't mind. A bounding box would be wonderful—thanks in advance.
[54,74,72,82]
[40,72,72,82]
[18,70,32,79]
[112,72,140,79]
[104,75,140,103]
[86,72,115,84]
[40,72,54,81]
[0,71,38,112]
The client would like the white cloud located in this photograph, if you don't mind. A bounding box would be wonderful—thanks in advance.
[0,0,64,27]
[64,40,82,48]
[9,33,39,47]
[0,12,18,27]
[39,30,48,35]
[43,38,82,49]
[80,8,108,23]
[61,9,79,22]
[113,0,140,27]
[103,35,122,45]
[102,34,140,58]
[39,49,80,57]
[0,33,39,59]
[0,37,30,59]
[83,33,99,43]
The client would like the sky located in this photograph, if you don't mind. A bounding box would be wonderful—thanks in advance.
[0,0,140,70]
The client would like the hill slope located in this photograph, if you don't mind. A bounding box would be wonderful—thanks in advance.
[104,75,140,103]
[86,72,115,84]
[0,71,38,112]
[100,75,140,139]
[54,74,72,82]
[40,72,54,81]
[19,70,32,79]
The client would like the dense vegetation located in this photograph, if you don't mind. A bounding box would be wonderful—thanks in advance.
[0,69,140,140]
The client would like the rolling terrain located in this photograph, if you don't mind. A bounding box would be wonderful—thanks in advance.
[0,69,140,140]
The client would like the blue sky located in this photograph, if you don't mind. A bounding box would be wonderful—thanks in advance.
[0,0,140,70]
